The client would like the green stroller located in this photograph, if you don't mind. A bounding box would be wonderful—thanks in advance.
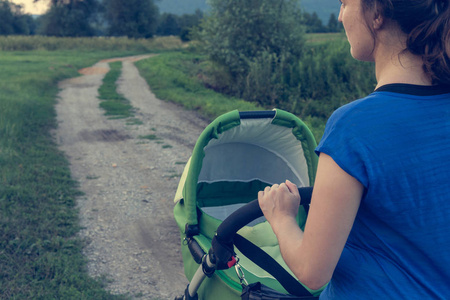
[173,109,324,299]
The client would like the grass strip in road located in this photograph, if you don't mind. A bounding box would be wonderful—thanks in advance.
[0,50,130,299]
[98,61,134,119]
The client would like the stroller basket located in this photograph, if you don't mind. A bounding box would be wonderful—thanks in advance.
[173,109,322,299]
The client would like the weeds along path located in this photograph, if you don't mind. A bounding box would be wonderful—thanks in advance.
[55,54,209,299]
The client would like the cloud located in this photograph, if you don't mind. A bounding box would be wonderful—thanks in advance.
[10,0,50,15]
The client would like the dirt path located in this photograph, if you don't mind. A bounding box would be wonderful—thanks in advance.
[55,54,209,299]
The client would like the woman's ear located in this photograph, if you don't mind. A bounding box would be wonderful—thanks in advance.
[372,11,384,30]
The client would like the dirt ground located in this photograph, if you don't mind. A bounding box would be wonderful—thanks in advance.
[54,54,210,299]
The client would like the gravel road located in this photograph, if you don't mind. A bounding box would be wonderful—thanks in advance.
[54,55,209,299]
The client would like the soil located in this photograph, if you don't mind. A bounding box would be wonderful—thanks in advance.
[54,54,210,299]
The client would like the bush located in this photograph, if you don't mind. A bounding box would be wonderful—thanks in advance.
[200,0,305,90]
[194,36,376,141]
[288,40,376,120]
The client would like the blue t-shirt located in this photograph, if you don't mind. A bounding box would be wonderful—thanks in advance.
[315,84,450,299]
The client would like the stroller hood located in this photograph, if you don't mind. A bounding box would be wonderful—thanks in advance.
[174,109,318,228]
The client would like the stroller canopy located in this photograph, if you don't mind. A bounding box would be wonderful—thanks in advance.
[175,109,317,226]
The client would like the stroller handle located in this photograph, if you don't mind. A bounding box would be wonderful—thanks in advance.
[216,187,313,244]
[239,111,276,119]
[181,187,315,299]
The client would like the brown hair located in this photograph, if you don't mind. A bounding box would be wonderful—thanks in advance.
[362,0,450,85]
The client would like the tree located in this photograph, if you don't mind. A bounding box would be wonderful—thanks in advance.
[37,0,99,36]
[302,11,326,33]
[327,13,342,33]
[178,9,203,41]
[104,0,158,38]
[201,0,305,80]
[0,1,15,34]
[157,13,180,36]
[0,0,33,35]
[156,10,203,41]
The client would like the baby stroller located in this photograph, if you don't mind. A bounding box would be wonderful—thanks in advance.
[173,109,324,299]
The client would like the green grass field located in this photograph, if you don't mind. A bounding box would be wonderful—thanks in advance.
[0,48,157,299]
[135,51,261,120]
[305,32,346,46]
[0,35,184,52]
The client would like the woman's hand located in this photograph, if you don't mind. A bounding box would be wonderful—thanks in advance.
[258,180,300,230]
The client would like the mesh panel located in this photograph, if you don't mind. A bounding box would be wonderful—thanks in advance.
[199,118,309,187]
[197,118,310,222]
[198,142,301,185]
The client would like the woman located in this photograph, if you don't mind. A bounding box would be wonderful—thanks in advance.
[258,0,450,298]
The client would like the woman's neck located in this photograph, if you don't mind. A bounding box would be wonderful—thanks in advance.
[373,25,432,89]
[375,54,431,89]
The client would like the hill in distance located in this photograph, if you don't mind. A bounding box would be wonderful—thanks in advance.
[156,0,341,23]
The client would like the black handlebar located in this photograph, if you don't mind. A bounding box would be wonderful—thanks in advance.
[216,187,313,244]
[239,111,276,119]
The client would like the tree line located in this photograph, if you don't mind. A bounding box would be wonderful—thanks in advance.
[0,0,202,40]
[302,11,342,33]
[0,1,36,35]
[0,0,341,39]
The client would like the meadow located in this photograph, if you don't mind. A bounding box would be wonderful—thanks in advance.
[305,32,347,46]
[0,35,184,52]
[135,51,261,119]
[0,36,183,299]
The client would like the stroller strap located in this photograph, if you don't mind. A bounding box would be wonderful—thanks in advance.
[234,234,316,298]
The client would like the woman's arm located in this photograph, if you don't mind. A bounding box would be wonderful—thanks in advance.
[258,153,364,290]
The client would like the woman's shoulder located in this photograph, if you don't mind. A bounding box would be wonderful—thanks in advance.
[331,84,450,124]
[328,93,383,125]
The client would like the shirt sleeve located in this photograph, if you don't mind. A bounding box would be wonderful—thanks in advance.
[315,104,370,188]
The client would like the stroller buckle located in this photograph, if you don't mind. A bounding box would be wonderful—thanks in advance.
[234,258,248,286]
[227,256,237,268]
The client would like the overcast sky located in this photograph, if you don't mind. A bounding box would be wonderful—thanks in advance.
[11,0,49,15]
